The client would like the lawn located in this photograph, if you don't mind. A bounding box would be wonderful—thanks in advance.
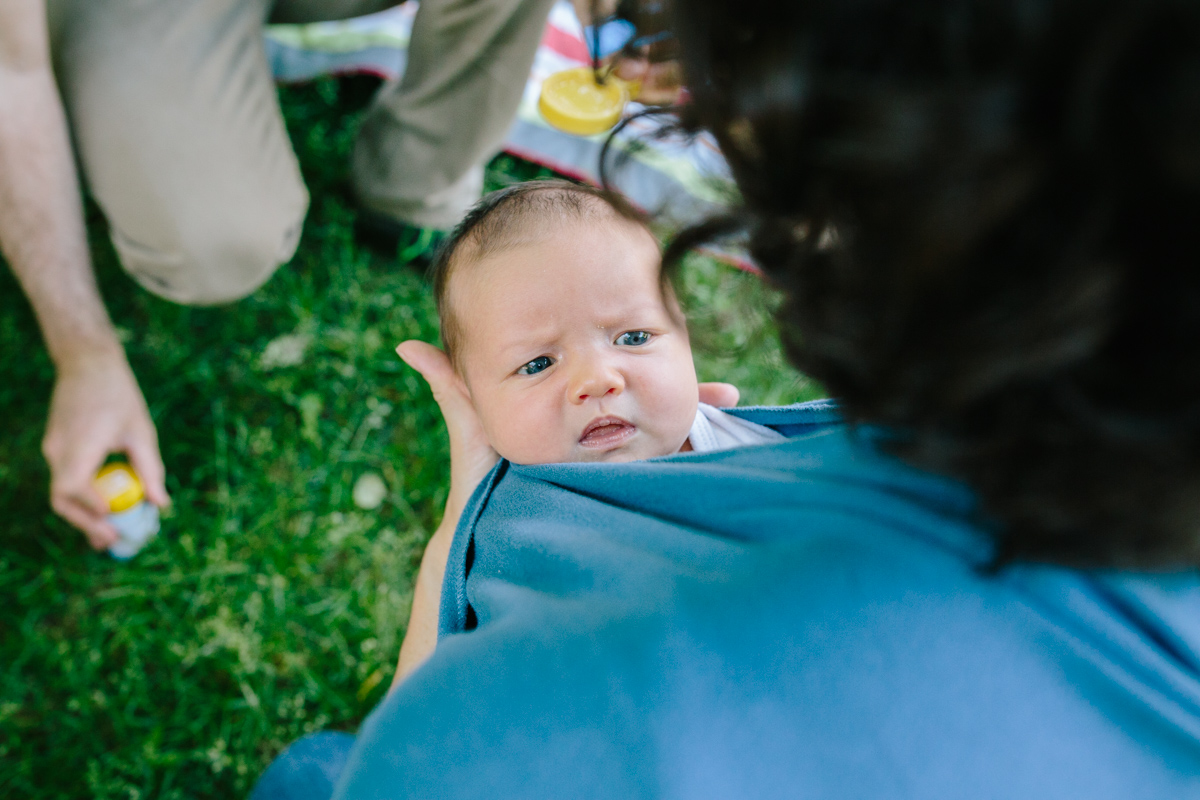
[0,77,819,799]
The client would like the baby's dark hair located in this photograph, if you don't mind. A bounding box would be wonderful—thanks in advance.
[431,179,653,370]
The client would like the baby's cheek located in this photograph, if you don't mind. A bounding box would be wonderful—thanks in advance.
[484,400,570,466]
[640,367,699,451]
[667,389,700,444]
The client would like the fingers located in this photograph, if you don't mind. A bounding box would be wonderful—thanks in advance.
[624,60,683,105]
[42,361,165,548]
[46,423,161,550]
[51,491,117,550]
[614,55,650,84]
[125,426,169,508]
[698,382,740,408]
[44,431,109,511]
[46,437,115,549]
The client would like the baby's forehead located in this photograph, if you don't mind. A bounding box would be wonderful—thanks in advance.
[462,200,652,262]
[436,190,669,371]
[449,212,661,298]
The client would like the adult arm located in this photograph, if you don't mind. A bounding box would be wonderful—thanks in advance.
[0,0,168,548]
[391,341,499,686]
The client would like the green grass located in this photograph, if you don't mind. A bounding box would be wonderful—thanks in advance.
[0,77,818,799]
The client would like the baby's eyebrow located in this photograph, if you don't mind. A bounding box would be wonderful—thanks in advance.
[484,302,677,359]
[494,334,558,362]
[592,305,676,330]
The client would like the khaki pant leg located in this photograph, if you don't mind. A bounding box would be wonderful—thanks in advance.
[269,0,403,24]
[49,0,309,305]
[352,0,558,230]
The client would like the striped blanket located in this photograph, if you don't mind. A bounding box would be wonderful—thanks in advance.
[265,1,746,267]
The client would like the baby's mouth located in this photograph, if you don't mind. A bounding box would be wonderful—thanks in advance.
[579,416,637,449]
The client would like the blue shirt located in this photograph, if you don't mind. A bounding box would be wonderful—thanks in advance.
[335,401,1200,798]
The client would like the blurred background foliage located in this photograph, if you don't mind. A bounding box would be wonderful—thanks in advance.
[0,76,818,799]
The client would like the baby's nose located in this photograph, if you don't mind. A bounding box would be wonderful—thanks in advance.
[570,360,625,403]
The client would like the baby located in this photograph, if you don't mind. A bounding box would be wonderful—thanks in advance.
[392,180,782,682]
[429,179,781,464]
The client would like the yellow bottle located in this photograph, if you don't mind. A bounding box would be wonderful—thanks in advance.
[94,463,160,560]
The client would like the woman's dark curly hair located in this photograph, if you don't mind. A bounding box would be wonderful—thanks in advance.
[669,0,1200,567]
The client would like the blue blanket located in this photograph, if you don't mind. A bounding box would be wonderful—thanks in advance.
[335,401,1200,799]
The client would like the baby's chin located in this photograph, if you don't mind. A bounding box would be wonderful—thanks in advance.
[499,431,691,466]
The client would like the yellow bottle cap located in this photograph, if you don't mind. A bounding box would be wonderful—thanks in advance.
[538,67,630,136]
[95,463,145,513]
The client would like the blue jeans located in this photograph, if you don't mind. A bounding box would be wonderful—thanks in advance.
[250,732,357,800]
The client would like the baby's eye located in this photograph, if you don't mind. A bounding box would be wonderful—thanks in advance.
[517,356,554,375]
[616,330,652,346]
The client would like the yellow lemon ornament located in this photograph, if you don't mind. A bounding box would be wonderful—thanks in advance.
[538,67,631,136]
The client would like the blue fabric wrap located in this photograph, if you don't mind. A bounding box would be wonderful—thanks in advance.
[251,732,357,800]
[335,400,1200,799]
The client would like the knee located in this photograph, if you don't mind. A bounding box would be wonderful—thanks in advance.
[112,194,308,306]
[249,732,357,800]
[51,0,310,306]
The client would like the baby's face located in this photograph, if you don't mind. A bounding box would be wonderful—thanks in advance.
[451,218,698,465]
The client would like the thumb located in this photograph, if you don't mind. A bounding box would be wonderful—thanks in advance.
[397,340,457,391]
[125,431,170,509]
[397,341,469,408]
[398,340,499,519]
[396,341,481,441]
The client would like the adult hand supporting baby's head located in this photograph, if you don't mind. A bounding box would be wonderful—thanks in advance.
[397,341,499,525]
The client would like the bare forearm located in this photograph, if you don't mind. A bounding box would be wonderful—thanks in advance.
[0,2,168,549]
[391,341,500,688]
[0,10,122,370]
[392,517,456,688]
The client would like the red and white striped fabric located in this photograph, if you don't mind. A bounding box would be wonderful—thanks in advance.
[265,1,751,270]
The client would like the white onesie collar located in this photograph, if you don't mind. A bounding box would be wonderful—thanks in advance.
[686,402,786,454]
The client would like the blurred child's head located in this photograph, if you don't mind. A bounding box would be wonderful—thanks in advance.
[431,180,698,465]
